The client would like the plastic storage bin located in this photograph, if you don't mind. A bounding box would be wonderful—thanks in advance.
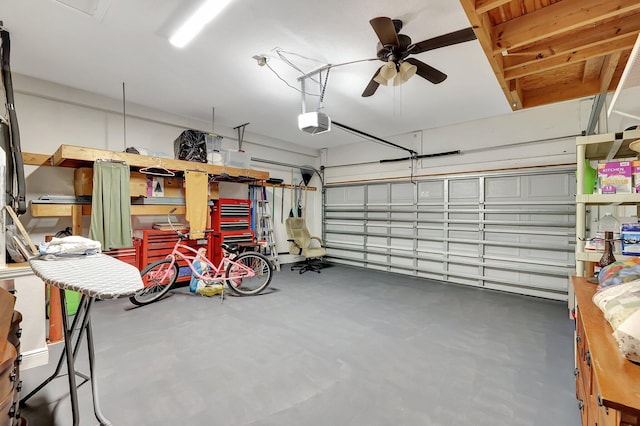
[224,150,251,169]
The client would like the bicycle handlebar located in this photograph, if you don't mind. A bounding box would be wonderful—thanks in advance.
[166,208,184,237]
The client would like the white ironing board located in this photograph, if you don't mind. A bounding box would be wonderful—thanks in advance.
[22,254,143,426]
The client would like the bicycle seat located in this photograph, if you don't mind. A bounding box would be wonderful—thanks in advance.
[220,243,240,254]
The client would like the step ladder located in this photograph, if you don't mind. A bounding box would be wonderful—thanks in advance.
[256,199,280,271]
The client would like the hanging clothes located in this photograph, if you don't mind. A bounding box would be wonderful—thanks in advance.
[185,170,208,239]
[88,161,133,250]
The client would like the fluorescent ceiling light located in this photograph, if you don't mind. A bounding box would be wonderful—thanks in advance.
[169,0,233,48]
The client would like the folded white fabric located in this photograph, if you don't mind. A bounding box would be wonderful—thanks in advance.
[39,236,102,256]
[593,280,640,362]
[615,309,640,363]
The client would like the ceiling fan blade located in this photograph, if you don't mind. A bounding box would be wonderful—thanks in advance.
[369,17,399,48]
[410,27,476,54]
[362,67,382,97]
[406,58,447,84]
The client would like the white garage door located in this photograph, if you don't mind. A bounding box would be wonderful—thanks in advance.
[324,167,576,300]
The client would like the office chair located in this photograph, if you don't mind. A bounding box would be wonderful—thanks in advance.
[285,217,326,273]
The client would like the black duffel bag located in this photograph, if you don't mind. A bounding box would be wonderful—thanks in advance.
[174,130,207,163]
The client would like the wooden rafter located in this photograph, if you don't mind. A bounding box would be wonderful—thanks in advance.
[475,0,512,15]
[583,58,604,83]
[492,0,640,53]
[459,0,518,108]
[503,34,636,80]
[502,13,640,68]
[523,79,601,109]
[509,79,523,109]
[600,52,622,92]
[459,0,640,112]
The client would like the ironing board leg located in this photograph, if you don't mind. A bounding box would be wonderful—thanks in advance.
[86,313,111,425]
[20,293,111,425]
[60,290,80,426]
[20,295,88,407]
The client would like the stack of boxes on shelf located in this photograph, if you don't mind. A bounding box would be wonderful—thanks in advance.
[596,160,640,194]
[589,143,640,258]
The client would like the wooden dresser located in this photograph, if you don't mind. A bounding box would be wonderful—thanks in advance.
[0,288,25,426]
[573,276,640,426]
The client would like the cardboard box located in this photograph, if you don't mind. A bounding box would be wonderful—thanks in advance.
[597,161,632,194]
[632,160,640,193]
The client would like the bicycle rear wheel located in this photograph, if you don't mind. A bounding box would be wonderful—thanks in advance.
[130,259,179,306]
[225,252,273,295]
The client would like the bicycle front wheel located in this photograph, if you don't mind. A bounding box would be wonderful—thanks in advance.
[130,259,179,306]
[225,252,273,296]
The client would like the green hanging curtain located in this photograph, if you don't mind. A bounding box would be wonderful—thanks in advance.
[89,160,133,250]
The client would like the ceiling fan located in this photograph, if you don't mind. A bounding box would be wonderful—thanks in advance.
[362,17,477,97]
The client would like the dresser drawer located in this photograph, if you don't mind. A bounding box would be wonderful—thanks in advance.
[0,388,14,426]
[0,346,16,404]
[7,311,21,350]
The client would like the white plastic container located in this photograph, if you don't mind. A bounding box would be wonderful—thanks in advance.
[598,212,621,254]
[224,150,251,169]
[205,133,224,166]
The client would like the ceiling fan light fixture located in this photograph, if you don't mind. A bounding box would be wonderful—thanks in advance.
[169,0,233,48]
[379,62,397,81]
[398,61,417,82]
[373,73,389,86]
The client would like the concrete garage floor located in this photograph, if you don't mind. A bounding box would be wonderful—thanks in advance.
[20,264,580,425]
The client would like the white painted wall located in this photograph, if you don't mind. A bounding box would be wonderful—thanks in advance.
[322,86,640,183]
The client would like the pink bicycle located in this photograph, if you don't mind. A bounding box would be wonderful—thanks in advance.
[130,210,273,306]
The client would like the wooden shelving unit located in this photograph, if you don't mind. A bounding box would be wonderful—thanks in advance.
[23,144,270,181]
[575,128,640,277]
[23,144,271,235]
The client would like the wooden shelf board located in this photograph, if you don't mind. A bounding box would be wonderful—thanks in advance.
[260,182,317,191]
[23,144,269,181]
[31,203,187,217]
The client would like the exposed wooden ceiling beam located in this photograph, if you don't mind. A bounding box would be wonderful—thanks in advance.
[583,57,604,83]
[509,79,523,109]
[522,79,601,109]
[459,0,517,109]
[492,0,640,54]
[502,13,640,69]
[503,34,636,80]
[600,52,622,92]
[475,0,512,15]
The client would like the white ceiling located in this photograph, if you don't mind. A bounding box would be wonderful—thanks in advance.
[1,0,513,149]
